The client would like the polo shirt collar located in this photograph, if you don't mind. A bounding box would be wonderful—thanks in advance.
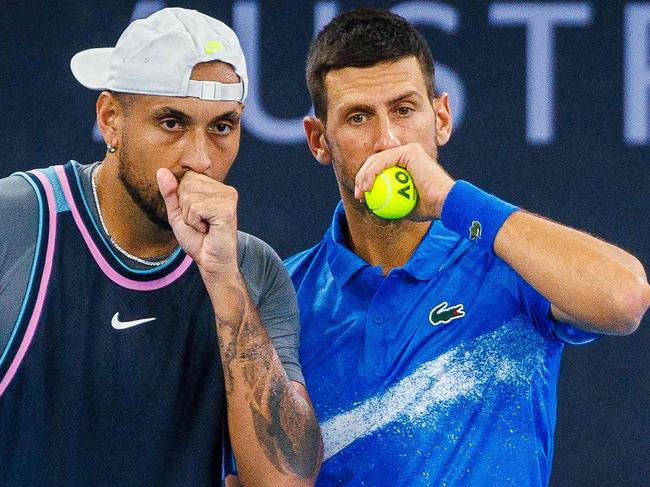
[325,202,464,287]
[404,220,462,280]
[326,202,370,288]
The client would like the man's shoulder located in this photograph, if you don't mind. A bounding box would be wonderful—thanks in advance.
[236,231,290,302]
[436,227,514,283]
[237,230,272,256]
[0,173,38,204]
[0,173,41,236]
[0,161,81,205]
[283,240,326,280]
[0,172,42,330]
[237,231,287,271]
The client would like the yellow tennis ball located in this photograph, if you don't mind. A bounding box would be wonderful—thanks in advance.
[364,166,418,219]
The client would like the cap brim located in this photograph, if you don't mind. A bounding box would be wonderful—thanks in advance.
[70,47,113,90]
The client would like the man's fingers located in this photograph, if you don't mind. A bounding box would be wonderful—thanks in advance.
[184,200,210,234]
[178,171,226,195]
[159,168,239,242]
[156,167,179,216]
[355,147,406,199]
[181,194,236,234]
[355,143,435,199]
[156,168,183,226]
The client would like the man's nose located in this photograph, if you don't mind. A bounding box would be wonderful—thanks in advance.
[372,115,401,153]
[181,131,211,173]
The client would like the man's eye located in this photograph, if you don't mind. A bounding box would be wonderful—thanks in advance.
[161,119,181,130]
[397,106,414,116]
[213,123,232,135]
[349,114,367,125]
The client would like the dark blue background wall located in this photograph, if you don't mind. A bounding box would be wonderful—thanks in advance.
[1,1,648,485]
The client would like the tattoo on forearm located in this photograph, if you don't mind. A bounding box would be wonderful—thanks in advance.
[248,362,321,479]
[217,288,321,479]
[219,288,246,393]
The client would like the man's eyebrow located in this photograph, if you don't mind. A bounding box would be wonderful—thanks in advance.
[338,103,375,116]
[337,91,423,116]
[152,107,192,122]
[210,110,241,124]
[151,107,242,125]
[388,90,422,106]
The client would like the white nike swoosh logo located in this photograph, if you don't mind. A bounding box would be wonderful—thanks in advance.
[111,312,156,330]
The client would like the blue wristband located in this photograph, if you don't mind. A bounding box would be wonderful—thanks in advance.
[441,180,518,251]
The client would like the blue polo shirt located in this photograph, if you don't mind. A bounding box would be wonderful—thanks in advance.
[285,202,597,486]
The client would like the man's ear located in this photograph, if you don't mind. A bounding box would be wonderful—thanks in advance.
[96,91,124,148]
[433,92,453,147]
[304,116,332,165]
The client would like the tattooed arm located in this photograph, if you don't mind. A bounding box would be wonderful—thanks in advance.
[212,274,321,486]
[157,169,322,486]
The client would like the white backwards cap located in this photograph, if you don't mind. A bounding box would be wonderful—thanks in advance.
[70,8,247,102]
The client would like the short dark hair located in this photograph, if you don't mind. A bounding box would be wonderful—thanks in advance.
[306,8,436,120]
[110,91,137,113]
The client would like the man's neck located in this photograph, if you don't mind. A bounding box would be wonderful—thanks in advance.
[95,161,177,259]
[342,195,431,275]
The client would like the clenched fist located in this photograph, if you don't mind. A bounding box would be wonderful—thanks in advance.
[157,168,239,278]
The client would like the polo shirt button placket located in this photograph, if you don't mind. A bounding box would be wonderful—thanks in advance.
[363,274,380,298]
[372,314,384,324]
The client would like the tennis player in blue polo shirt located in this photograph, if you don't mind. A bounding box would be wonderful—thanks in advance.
[285,8,650,486]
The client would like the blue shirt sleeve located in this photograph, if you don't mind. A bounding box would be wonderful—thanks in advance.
[516,273,600,345]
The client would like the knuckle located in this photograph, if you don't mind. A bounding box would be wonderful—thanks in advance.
[226,186,238,202]
[217,201,237,223]
[187,201,201,221]
[178,177,188,193]
[179,190,191,208]
[225,204,237,222]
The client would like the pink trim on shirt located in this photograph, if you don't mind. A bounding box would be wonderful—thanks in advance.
[0,171,57,398]
[53,165,193,291]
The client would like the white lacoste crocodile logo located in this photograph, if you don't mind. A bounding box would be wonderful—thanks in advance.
[111,312,156,330]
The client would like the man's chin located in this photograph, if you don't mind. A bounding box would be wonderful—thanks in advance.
[137,199,173,232]
[149,210,173,232]
[153,218,173,232]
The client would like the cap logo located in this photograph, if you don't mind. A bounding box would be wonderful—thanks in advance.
[204,40,224,54]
